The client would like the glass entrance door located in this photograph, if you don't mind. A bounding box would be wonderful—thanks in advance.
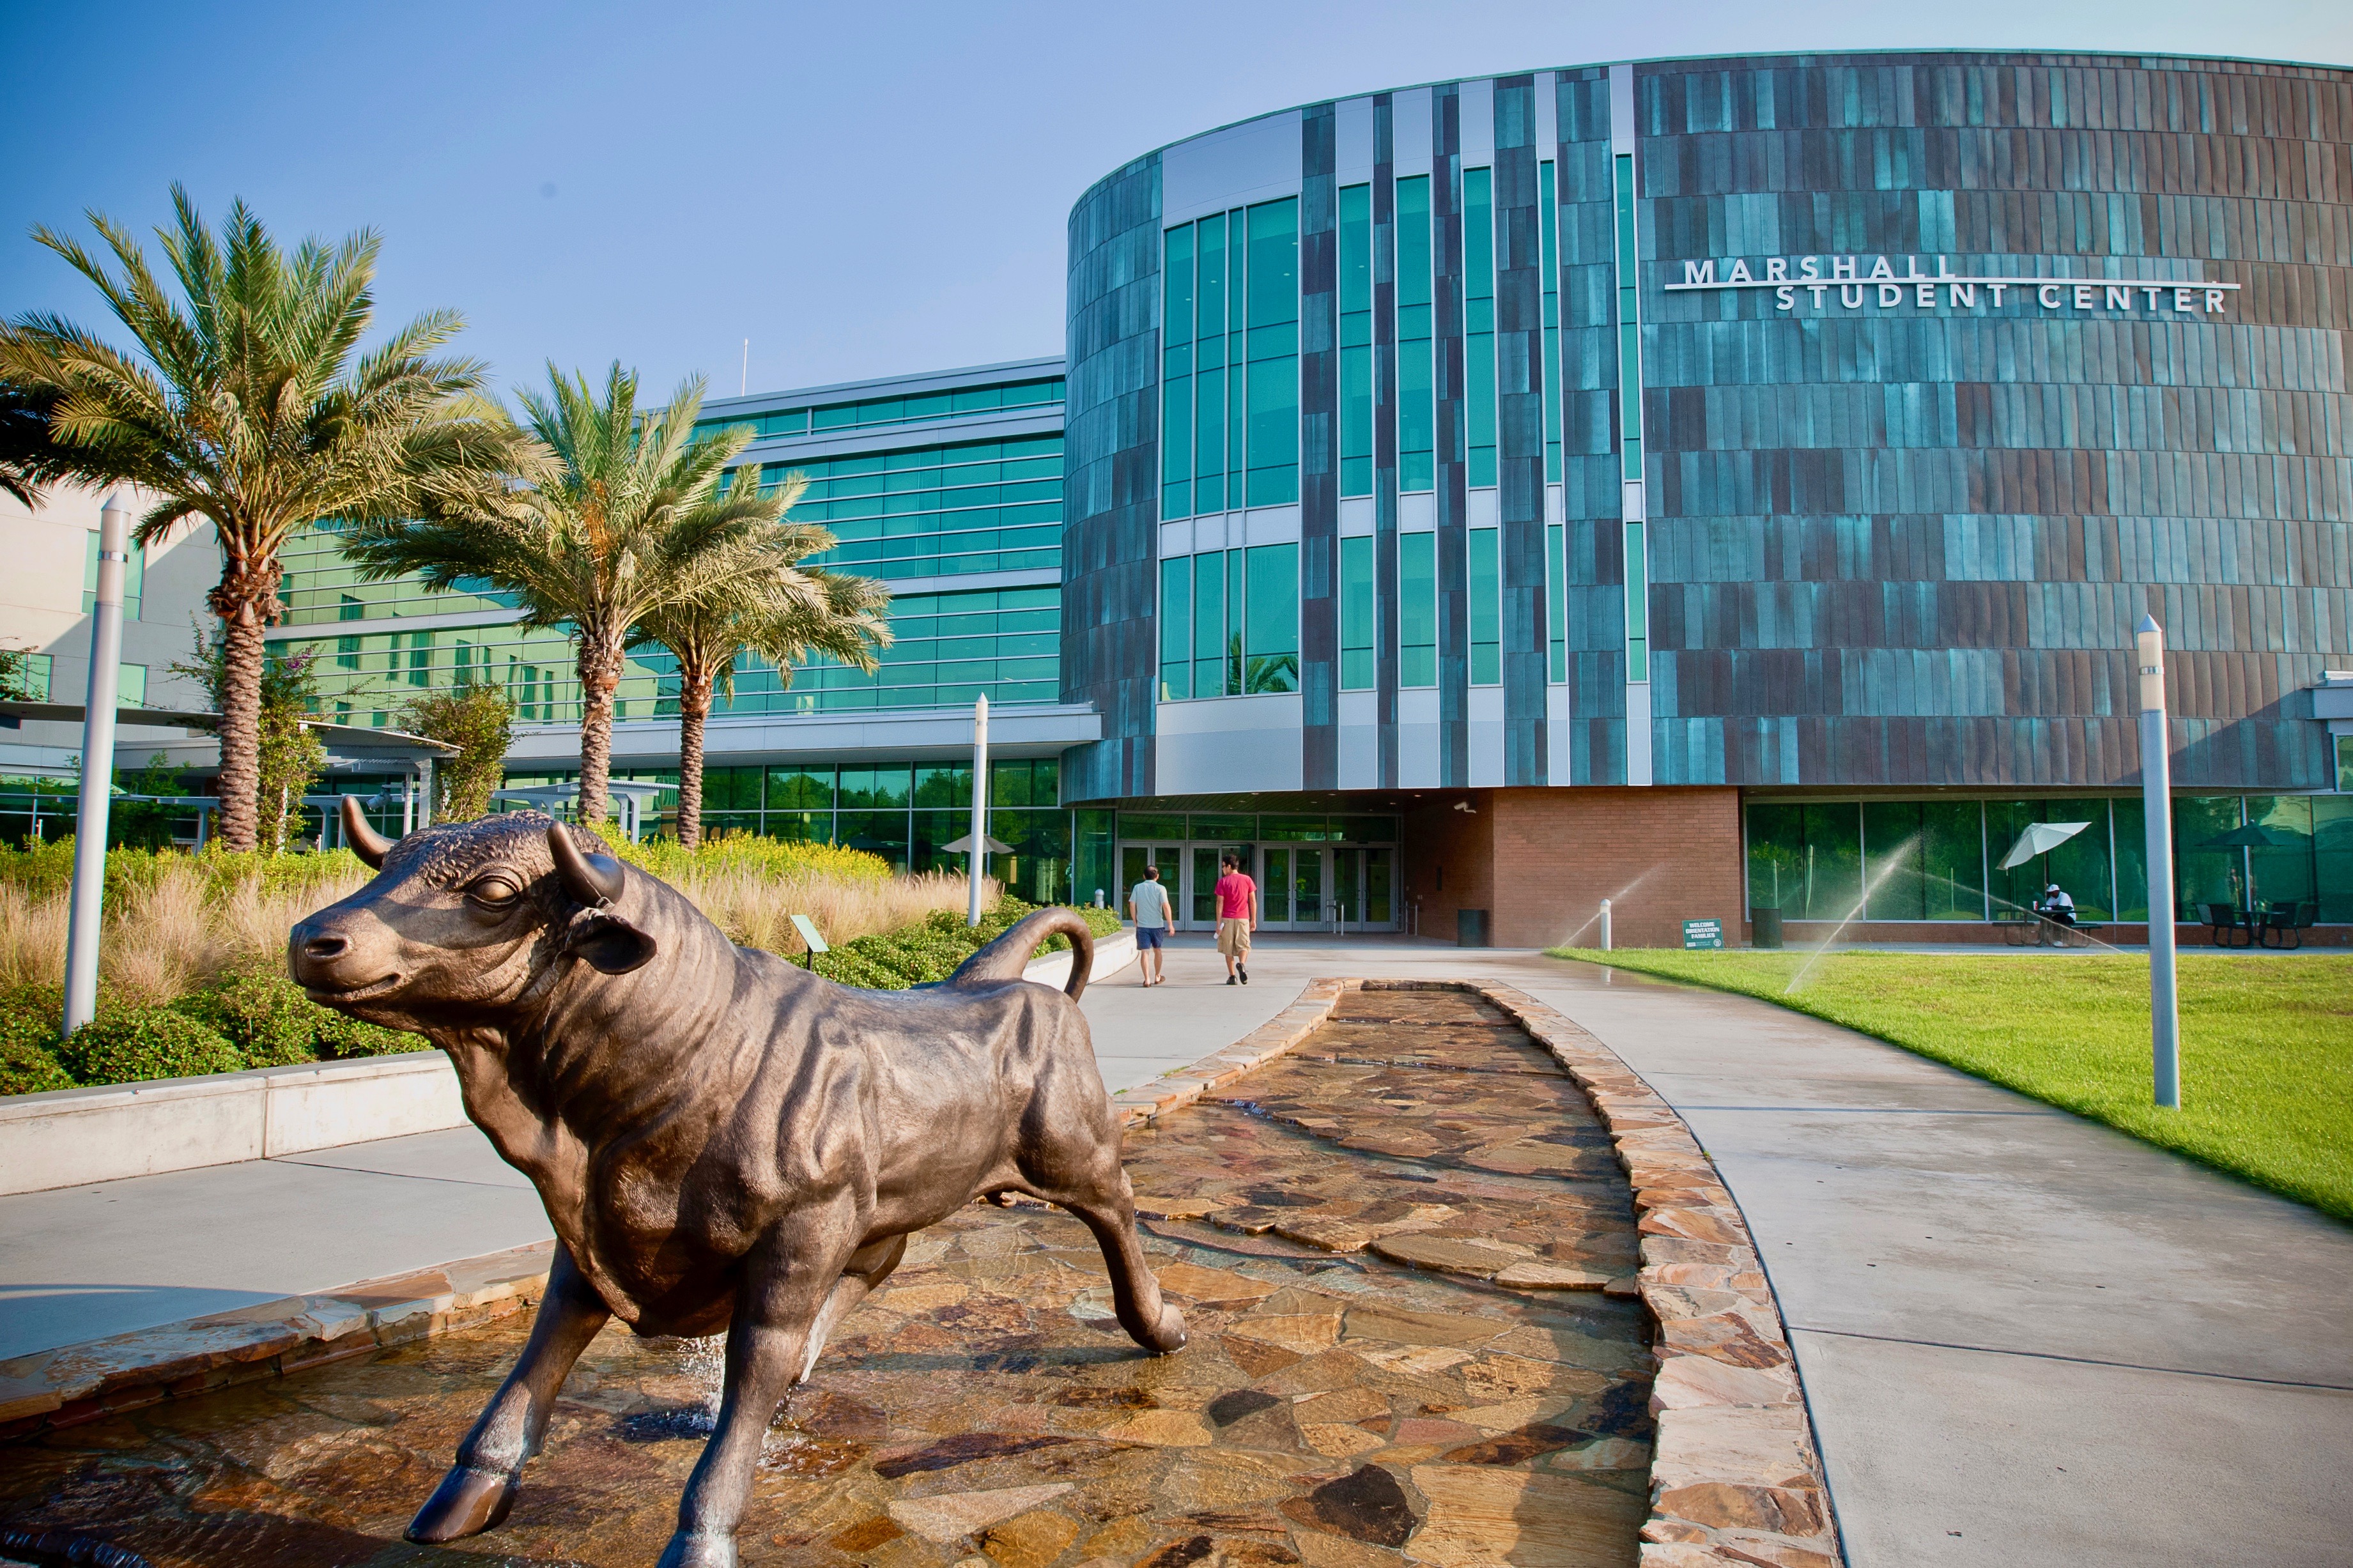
[1118,843,1182,926]
[1330,847,1396,932]
[1259,845,1329,932]
[1189,844,1253,931]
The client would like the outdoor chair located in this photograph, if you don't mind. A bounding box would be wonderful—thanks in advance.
[2201,902,2252,947]
[2260,902,2317,950]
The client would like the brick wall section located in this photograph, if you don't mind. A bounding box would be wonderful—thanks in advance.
[1491,787,1745,949]
[1402,796,1495,943]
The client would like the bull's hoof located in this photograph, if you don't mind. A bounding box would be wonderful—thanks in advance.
[1141,1301,1190,1355]
[405,1464,519,1542]
[656,1532,738,1568]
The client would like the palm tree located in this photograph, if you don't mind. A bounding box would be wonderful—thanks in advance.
[341,364,789,827]
[0,187,517,850]
[633,470,890,847]
[0,378,68,507]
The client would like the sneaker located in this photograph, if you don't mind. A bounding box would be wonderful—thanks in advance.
[1238,965,1249,985]
[1226,975,1237,985]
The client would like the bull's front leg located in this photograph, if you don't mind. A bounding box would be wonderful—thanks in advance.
[408,1243,610,1543]
[658,1205,861,1568]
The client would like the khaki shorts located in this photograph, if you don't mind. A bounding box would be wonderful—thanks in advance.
[1216,918,1253,957]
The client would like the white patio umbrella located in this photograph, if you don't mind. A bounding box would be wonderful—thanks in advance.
[1998,820,2092,870]
[942,832,1013,855]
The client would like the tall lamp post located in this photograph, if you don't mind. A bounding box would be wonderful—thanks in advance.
[966,695,989,927]
[63,498,130,1036]
[2138,613,2180,1109]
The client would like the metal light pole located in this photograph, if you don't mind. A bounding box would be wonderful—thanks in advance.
[966,694,990,926]
[2138,613,2180,1109]
[64,498,130,1036]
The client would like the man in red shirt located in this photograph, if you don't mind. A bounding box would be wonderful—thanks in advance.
[1214,854,1258,985]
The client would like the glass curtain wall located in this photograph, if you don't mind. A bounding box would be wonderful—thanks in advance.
[691,378,1061,444]
[1746,797,2353,925]
[1468,528,1501,684]
[1339,535,1375,689]
[1159,199,1301,520]
[773,435,1064,579]
[1398,532,1437,686]
[1463,167,1497,488]
[1157,548,1300,698]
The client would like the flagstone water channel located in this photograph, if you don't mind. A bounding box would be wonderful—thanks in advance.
[1,988,1655,1567]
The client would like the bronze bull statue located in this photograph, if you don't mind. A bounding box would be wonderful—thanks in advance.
[290,799,1187,1568]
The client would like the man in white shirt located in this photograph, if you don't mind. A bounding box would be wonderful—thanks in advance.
[1127,865,1171,986]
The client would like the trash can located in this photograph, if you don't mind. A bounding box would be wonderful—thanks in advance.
[1458,909,1490,948]
[1750,906,1784,949]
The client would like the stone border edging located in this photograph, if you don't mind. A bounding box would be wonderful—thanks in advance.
[0,1243,556,1442]
[1471,980,1842,1568]
[1104,976,1346,1128]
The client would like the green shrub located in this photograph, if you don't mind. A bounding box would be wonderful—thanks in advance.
[0,1036,73,1095]
[813,898,1125,991]
[178,971,322,1069]
[58,1006,242,1086]
[313,1008,425,1059]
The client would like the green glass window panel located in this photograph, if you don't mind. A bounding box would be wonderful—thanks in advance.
[1244,542,1299,695]
[2313,796,2353,922]
[1747,803,1803,913]
[765,767,835,808]
[1225,550,1245,695]
[1260,815,1332,842]
[1197,212,1226,337]
[1164,223,1193,343]
[1613,154,1637,273]
[703,766,762,811]
[989,758,1033,808]
[1986,800,2113,919]
[1924,800,1988,921]
[1396,176,1430,307]
[703,812,760,840]
[1119,813,1186,840]
[2246,796,2316,907]
[1160,555,1192,700]
[2111,797,2149,921]
[1798,803,1862,922]
[1464,168,1495,489]
[912,764,971,808]
[1863,801,1926,921]
[1246,199,1299,327]
[1625,522,1648,682]
[1469,527,1500,685]
[1245,353,1299,506]
[1339,183,1371,311]
[2172,796,2244,912]
[1545,523,1566,684]
[1399,532,1437,688]
[837,765,911,810]
[1340,535,1374,691]
[1195,365,1226,505]
[1340,344,1372,496]
[835,811,909,868]
[2338,737,2353,794]
[1396,175,1434,496]
[1189,813,1254,839]
[1192,549,1225,698]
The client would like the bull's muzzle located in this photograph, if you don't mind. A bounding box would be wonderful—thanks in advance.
[289,910,399,999]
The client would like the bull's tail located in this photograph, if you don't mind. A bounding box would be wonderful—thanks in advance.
[947,907,1095,999]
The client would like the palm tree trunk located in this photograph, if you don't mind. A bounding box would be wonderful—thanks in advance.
[211,594,269,854]
[575,634,623,830]
[675,670,714,851]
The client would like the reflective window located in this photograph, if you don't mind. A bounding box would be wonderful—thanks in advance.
[1396,175,1434,493]
[1464,167,1496,488]
[1469,527,1500,684]
[1338,183,1373,498]
[1399,532,1437,688]
[1159,555,1192,700]
[1244,543,1299,694]
[1339,534,1374,690]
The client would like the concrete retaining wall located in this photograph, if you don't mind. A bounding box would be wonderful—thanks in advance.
[0,926,1135,1196]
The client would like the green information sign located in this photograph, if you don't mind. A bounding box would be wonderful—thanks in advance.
[1683,919,1725,950]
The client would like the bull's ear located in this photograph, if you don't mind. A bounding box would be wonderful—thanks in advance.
[567,911,657,975]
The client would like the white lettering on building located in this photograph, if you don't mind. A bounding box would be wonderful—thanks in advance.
[1668,256,2237,314]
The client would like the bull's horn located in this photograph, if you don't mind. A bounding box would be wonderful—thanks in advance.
[549,823,625,907]
[342,796,392,870]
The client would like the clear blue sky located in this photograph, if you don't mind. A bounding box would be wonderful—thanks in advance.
[4,1,2346,403]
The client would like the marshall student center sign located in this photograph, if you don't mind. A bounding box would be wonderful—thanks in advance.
[1670,256,2239,315]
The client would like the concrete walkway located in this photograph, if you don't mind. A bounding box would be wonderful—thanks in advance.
[4,936,2349,1565]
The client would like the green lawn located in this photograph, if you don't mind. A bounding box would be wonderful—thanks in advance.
[1547,948,2353,1224]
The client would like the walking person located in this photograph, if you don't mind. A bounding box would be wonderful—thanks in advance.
[1127,864,1171,986]
[1214,854,1257,985]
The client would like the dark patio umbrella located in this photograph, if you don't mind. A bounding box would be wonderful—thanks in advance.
[2198,823,2291,850]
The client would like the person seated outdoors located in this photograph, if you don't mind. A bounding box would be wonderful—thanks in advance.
[2037,882,2077,941]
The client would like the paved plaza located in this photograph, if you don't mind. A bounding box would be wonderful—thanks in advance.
[4,935,2351,1564]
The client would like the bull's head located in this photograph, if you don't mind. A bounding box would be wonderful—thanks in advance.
[289,799,658,1033]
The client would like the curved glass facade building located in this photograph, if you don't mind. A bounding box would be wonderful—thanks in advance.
[1063,50,2353,944]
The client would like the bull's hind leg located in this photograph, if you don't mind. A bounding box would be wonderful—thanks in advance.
[408,1243,610,1543]
[798,1232,907,1382]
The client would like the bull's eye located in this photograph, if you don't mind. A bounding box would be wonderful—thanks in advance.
[468,875,521,910]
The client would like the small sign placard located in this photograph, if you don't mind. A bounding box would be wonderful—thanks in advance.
[789,914,829,955]
[1683,919,1725,950]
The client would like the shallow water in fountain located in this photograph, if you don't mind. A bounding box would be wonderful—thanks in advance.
[0,989,1653,1567]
